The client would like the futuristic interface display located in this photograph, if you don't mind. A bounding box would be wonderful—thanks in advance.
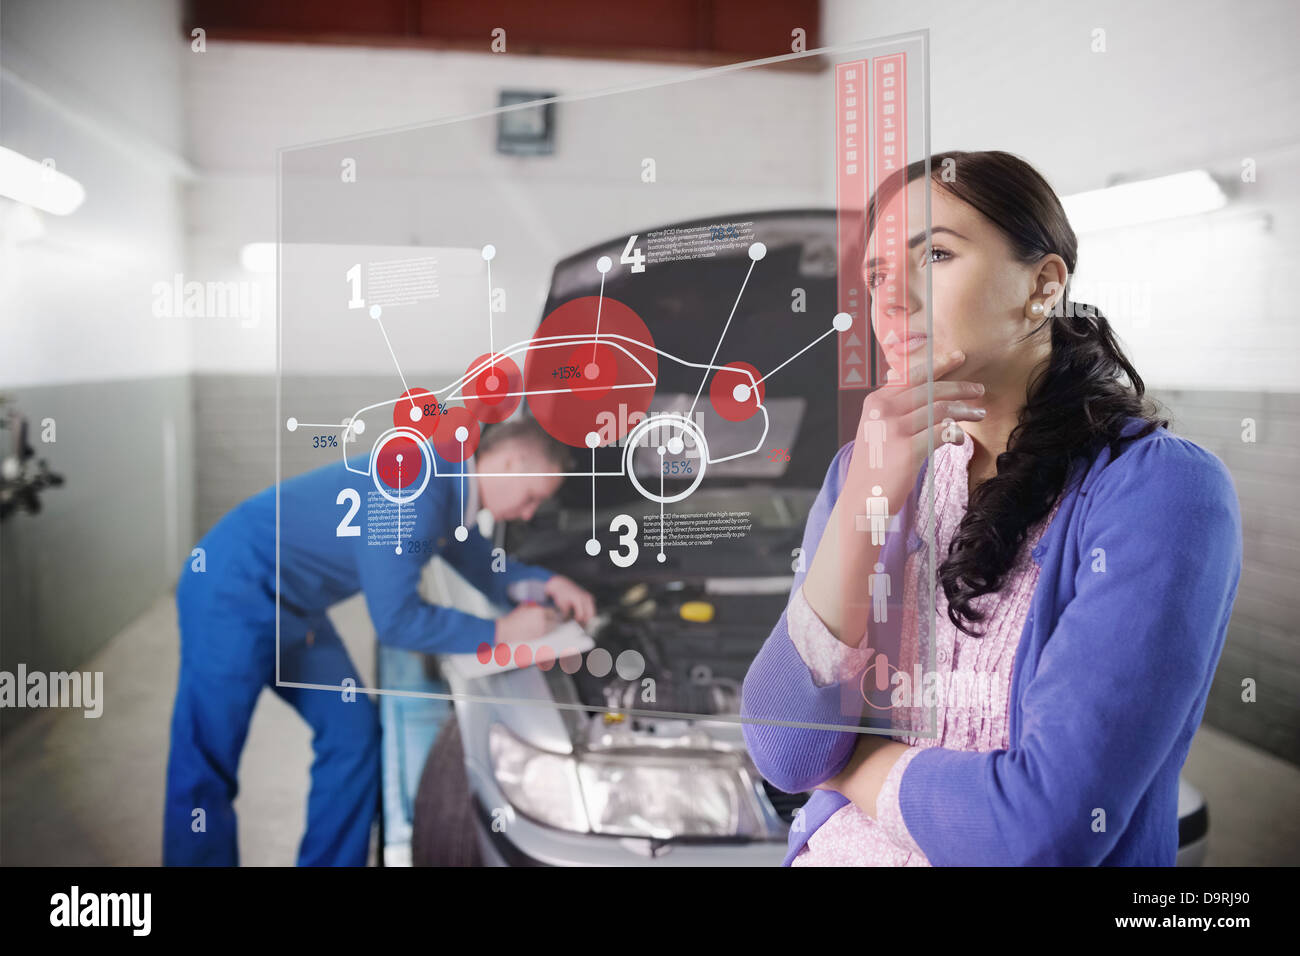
[277,33,937,741]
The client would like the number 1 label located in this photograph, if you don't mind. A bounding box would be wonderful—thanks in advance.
[346,263,364,309]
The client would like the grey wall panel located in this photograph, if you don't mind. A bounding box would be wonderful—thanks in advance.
[1152,388,1299,767]
[1,376,194,735]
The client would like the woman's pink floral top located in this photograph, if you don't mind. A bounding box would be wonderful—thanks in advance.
[790,435,1062,866]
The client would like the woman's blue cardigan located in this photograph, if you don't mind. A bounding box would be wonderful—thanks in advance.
[741,418,1242,865]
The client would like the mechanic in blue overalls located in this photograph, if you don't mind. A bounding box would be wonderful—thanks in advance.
[164,415,595,865]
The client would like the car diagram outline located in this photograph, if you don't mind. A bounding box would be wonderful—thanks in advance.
[334,327,777,504]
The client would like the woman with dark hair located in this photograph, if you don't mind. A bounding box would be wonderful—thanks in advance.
[741,150,1242,866]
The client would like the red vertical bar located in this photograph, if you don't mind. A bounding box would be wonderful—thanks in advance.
[835,60,868,391]
[871,53,908,386]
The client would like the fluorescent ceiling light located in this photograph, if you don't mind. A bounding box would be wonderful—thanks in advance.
[0,146,85,215]
[1062,169,1226,233]
[240,242,276,274]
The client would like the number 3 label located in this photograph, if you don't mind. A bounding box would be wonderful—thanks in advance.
[609,514,638,567]
[336,488,361,537]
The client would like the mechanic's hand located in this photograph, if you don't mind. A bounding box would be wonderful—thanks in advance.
[544,575,596,626]
[494,604,559,647]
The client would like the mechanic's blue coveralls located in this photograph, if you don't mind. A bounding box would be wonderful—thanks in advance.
[164,452,552,866]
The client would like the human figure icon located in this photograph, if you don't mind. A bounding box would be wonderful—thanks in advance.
[864,408,887,468]
[867,484,890,545]
[868,561,891,623]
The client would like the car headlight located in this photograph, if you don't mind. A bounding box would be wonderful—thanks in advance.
[577,756,752,839]
[488,723,588,833]
[488,724,761,839]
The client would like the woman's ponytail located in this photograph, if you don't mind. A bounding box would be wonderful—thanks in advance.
[939,296,1167,636]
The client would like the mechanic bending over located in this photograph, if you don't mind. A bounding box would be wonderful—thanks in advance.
[164,415,595,866]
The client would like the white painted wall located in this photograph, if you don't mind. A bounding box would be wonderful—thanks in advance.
[0,0,191,387]
[9,1,1281,390]
[185,2,1300,390]
[184,41,834,374]
[822,0,1300,390]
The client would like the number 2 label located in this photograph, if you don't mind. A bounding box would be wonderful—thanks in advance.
[336,488,361,537]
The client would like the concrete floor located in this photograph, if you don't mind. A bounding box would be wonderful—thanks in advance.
[2,593,1298,866]
[1,593,376,866]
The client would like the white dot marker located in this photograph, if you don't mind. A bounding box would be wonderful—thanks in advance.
[585,538,600,556]
[584,362,599,380]
[369,304,382,319]
[395,545,402,555]
[455,425,469,442]
[482,244,496,261]
[396,453,404,464]
[833,312,853,332]
[657,552,666,563]
[585,431,601,448]
[455,526,469,542]
[286,417,298,432]
[486,374,499,391]
[352,418,365,435]
[596,256,612,274]
[657,445,666,457]
[408,405,422,422]
[732,383,751,403]
[749,242,767,261]
[666,436,684,455]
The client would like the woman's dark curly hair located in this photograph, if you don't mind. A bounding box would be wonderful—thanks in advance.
[867,150,1168,637]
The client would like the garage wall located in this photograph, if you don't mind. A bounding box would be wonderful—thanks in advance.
[0,0,194,733]
[183,41,829,375]
[1,377,195,694]
[1153,390,1300,764]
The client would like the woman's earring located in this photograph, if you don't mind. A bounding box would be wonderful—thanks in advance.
[1027,300,1046,317]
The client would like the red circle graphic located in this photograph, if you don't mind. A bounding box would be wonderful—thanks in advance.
[375,434,424,491]
[523,296,657,447]
[432,406,481,463]
[463,353,523,424]
[709,361,765,422]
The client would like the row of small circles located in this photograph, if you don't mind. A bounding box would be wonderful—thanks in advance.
[475,643,646,680]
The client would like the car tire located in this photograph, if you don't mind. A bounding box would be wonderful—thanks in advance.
[411,715,482,867]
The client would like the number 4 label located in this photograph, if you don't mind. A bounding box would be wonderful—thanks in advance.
[621,235,645,274]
